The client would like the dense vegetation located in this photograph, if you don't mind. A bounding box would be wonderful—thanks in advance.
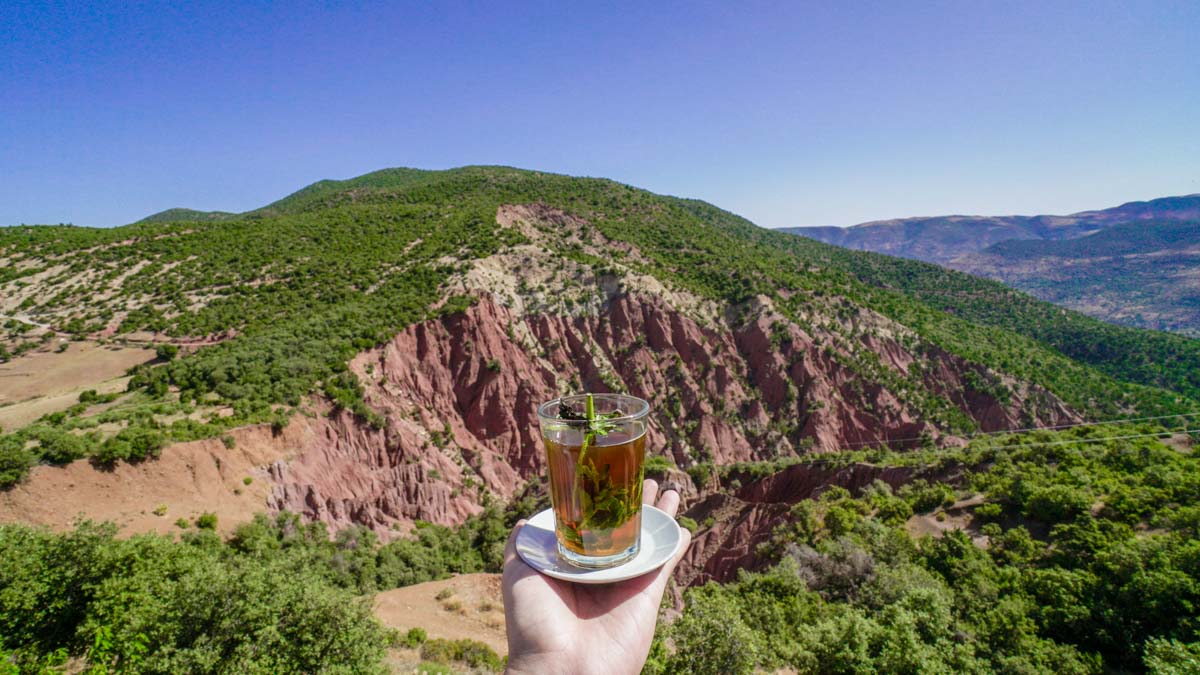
[0,487,540,673]
[652,424,1200,673]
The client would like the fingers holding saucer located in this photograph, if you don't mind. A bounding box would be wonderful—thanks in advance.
[642,478,659,506]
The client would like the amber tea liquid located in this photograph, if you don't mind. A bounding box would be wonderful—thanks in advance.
[544,427,646,567]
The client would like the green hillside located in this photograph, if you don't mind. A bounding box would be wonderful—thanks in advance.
[1,166,1196,486]
[808,240,1200,402]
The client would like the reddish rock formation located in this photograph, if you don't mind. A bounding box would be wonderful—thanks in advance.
[675,494,790,586]
[263,289,1078,553]
[733,462,916,505]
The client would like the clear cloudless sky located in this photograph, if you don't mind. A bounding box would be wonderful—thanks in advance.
[2,0,1199,228]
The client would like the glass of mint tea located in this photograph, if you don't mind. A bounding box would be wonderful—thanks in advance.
[536,393,650,568]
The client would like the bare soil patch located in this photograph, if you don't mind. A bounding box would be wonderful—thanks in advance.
[0,341,155,429]
[374,573,507,657]
[0,420,315,536]
[906,494,989,547]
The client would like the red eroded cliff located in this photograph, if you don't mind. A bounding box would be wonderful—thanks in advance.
[264,290,1076,542]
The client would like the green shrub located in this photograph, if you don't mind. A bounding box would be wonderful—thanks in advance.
[399,627,428,649]
[644,454,675,479]
[688,462,714,489]
[195,513,218,530]
[975,502,1004,522]
[419,638,502,671]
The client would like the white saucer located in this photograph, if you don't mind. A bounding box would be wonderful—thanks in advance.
[515,505,684,584]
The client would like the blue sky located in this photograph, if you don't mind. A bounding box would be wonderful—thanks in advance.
[2,1,1198,228]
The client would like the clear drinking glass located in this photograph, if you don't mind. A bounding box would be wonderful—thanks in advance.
[536,393,650,568]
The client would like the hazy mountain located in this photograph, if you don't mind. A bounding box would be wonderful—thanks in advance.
[780,194,1200,264]
[951,220,1200,336]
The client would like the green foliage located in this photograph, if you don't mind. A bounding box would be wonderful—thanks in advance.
[662,426,1200,673]
[399,627,428,649]
[0,521,389,673]
[0,499,521,672]
[643,454,675,480]
[688,462,714,489]
[1144,638,1200,675]
[153,343,178,361]
[419,638,503,671]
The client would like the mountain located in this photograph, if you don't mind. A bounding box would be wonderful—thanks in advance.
[781,195,1200,335]
[1,166,1197,672]
[781,194,1200,264]
[949,220,1200,336]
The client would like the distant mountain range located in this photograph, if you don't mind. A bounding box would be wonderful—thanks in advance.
[781,195,1200,335]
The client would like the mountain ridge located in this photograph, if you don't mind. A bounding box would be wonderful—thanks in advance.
[780,193,1200,263]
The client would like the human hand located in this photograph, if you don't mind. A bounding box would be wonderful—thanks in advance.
[501,479,691,675]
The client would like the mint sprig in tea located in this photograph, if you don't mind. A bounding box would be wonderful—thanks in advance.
[538,393,649,568]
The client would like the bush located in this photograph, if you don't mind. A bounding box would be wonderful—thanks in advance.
[688,462,714,489]
[154,343,179,361]
[975,502,1004,522]
[1024,484,1092,523]
[644,454,675,480]
[898,480,956,513]
[667,589,762,674]
[1144,638,1200,674]
[399,627,428,649]
[420,638,503,671]
[195,513,218,530]
[0,440,34,487]
[0,521,390,673]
